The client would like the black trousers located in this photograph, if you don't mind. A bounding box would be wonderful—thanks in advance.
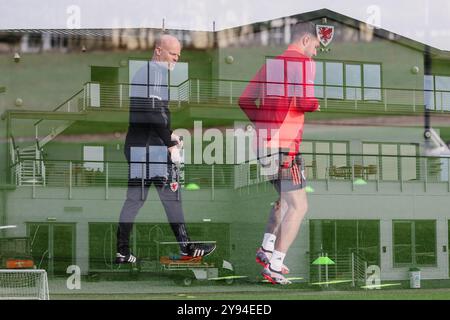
[116,145,190,255]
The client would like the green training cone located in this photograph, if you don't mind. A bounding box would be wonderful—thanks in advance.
[185,183,200,190]
[353,178,367,185]
[312,256,335,265]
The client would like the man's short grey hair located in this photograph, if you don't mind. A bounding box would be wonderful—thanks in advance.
[291,21,318,42]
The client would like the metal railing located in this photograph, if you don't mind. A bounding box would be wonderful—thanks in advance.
[235,152,450,189]
[34,79,450,114]
[22,79,450,166]
[9,153,450,194]
[310,251,367,287]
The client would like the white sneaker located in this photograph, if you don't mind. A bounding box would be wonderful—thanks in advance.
[256,247,290,274]
[261,265,292,285]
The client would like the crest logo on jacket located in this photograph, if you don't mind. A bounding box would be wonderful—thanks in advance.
[170,182,179,192]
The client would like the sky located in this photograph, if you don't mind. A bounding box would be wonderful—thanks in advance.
[1,0,450,50]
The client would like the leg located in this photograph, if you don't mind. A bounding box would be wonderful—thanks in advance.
[116,182,150,255]
[155,183,189,248]
[274,188,308,254]
[156,183,216,257]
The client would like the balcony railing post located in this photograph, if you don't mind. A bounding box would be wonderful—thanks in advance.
[351,252,355,287]
[351,159,355,191]
[119,84,123,108]
[196,79,200,104]
[376,155,380,191]
[32,160,36,199]
[384,89,388,111]
[230,81,233,105]
[448,157,450,192]
[105,162,109,200]
[141,163,145,201]
[69,161,72,200]
[399,155,403,192]
[211,164,215,201]
[424,157,428,192]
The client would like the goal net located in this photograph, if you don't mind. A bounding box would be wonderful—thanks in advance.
[0,269,49,300]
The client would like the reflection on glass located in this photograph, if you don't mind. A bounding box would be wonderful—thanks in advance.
[266,58,284,96]
[326,62,343,99]
[345,64,362,100]
[83,146,104,172]
[363,64,381,100]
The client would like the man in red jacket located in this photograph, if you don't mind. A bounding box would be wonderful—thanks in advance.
[239,22,320,284]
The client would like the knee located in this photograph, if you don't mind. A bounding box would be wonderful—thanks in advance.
[288,198,308,214]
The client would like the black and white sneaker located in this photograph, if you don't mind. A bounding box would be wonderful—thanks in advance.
[181,243,216,258]
[115,252,138,264]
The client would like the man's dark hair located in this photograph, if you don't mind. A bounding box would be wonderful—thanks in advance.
[291,21,317,42]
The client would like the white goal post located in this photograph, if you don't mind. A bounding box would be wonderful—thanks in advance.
[0,269,49,300]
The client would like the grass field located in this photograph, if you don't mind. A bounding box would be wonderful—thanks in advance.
[51,288,450,300]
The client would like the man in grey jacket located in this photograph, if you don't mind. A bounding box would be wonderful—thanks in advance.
[116,33,216,264]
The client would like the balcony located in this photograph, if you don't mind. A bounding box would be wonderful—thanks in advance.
[7,153,450,199]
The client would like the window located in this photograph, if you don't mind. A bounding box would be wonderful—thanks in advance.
[314,61,381,101]
[83,146,104,172]
[362,143,418,181]
[345,64,362,100]
[309,219,380,266]
[393,220,436,267]
[128,59,188,101]
[363,64,381,100]
[325,62,344,99]
[302,140,349,180]
[425,75,450,111]
[265,57,315,98]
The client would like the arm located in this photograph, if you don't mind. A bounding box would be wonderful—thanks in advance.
[291,58,320,112]
[238,65,266,122]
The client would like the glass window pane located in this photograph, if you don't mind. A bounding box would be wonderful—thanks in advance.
[28,224,49,270]
[83,146,104,172]
[301,141,314,178]
[363,64,381,100]
[53,225,74,274]
[336,220,357,255]
[129,60,148,98]
[358,220,380,266]
[170,62,189,101]
[393,221,412,264]
[315,61,324,98]
[435,76,450,90]
[345,64,362,100]
[287,61,303,97]
[332,142,347,167]
[381,144,398,181]
[400,144,417,181]
[325,62,343,99]
[435,90,450,111]
[415,221,436,265]
[363,143,379,155]
[363,144,379,180]
[266,58,284,96]
[424,75,435,110]
[316,142,330,179]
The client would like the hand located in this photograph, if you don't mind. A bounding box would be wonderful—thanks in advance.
[317,104,321,111]
[171,133,181,144]
[170,146,182,166]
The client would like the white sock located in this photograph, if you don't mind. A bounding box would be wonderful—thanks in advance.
[270,250,286,272]
[262,233,276,252]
